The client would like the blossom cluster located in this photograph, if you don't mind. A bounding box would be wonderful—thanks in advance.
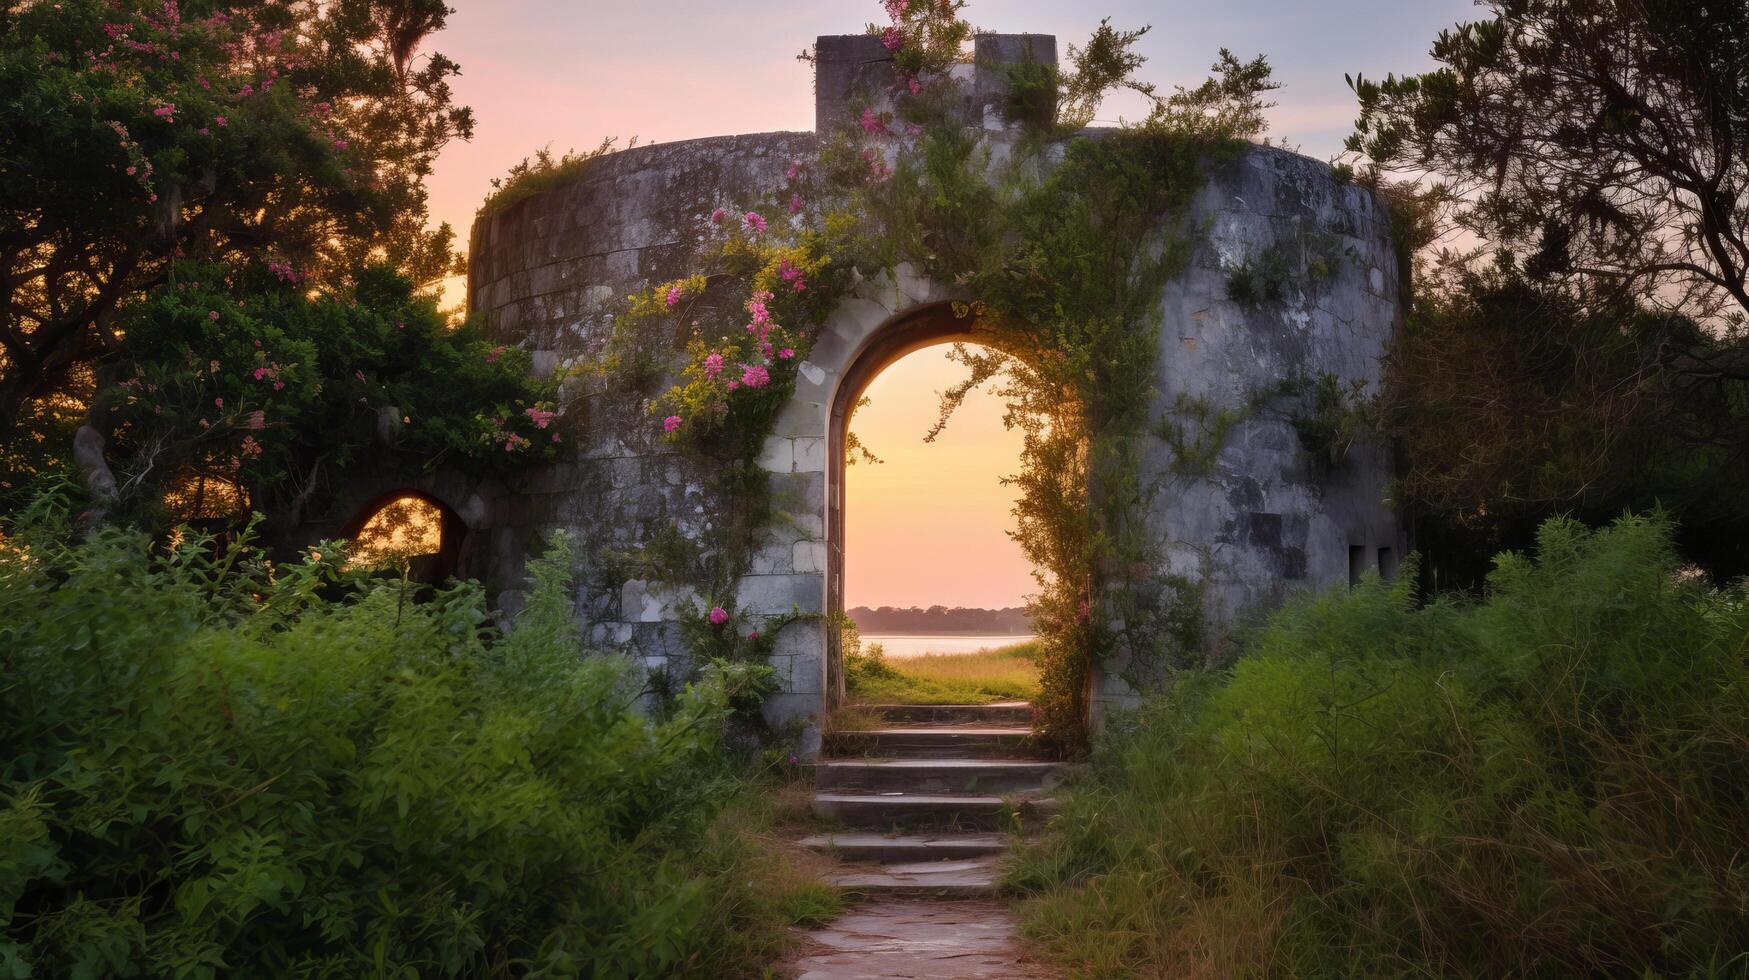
[650,204,828,440]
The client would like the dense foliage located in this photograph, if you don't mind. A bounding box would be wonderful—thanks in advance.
[92,262,556,529]
[0,503,828,978]
[1347,0,1749,580]
[1384,267,1749,584]
[0,0,472,448]
[1011,515,1749,977]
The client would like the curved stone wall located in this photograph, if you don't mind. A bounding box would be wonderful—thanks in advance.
[466,34,1405,742]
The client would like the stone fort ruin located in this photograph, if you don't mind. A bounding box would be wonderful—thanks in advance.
[323,32,1405,746]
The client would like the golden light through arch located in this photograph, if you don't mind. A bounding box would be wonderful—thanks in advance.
[348,493,444,570]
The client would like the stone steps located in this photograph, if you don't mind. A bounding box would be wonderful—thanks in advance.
[822,725,1037,759]
[800,701,1056,898]
[799,832,1009,862]
[812,758,1063,794]
[861,701,1034,726]
[813,792,1048,831]
[824,856,1003,898]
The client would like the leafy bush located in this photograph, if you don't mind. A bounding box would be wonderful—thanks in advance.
[103,262,558,527]
[1011,515,1749,978]
[0,505,818,978]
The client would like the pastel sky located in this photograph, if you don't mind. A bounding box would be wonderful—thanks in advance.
[427,0,1476,608]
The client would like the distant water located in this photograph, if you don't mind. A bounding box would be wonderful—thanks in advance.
[860,634,1036,659]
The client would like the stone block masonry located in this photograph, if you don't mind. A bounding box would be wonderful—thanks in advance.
[460,33,1406,750]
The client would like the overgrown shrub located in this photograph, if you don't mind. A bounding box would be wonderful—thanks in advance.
[0,503,822,978]
[1011,515,1749,978]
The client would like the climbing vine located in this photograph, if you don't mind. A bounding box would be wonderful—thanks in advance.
[587,0,1278,750]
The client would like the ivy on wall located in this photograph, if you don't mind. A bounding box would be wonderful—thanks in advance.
[575,0,1281,751]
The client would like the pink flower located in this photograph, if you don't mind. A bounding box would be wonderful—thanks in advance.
[708,606,729,625]
[273,381,284,390]
[551,432,561,443]
[860,106,887,134]
[909,76,922,96]
[247,410,265,430]
[727,380,741,391]
[354,369,366,381]
[741,364,770,388]
[333,139,347,149]
[214,115,227,126]
[125,166,136,176]
[665,285,683,308]
[789,193,804,214]
[785,163,801,180]
[743,211,767,233]
[207,310,219,320]
[710,207,726,225]
[880,25,905,52]
[152,104,175,119]
[485,345,505,363]
[747,630,760,641]
[663,414,683,433]
[704,352,725,378]
[213,397,223,408]
[525,407,558,429]
[779,347,796,359]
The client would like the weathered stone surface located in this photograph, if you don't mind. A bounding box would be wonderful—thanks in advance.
[783,899,1054,979]
[459,30,1405,749]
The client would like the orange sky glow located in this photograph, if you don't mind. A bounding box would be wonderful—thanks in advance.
[429,1,1471,606]
[844,345,1033,609]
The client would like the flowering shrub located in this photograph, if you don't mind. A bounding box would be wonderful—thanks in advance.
[638,210,839,457]
[0,0,473,451]
[106,262,557,523]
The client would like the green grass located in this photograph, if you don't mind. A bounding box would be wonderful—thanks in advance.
[845,640,1041,704]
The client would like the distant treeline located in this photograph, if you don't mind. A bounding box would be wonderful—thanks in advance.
[848,605,1032,634]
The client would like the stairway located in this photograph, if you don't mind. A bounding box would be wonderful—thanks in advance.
[799,702,1062,898]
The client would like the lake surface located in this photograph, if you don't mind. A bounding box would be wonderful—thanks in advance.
[860,634,1036,659]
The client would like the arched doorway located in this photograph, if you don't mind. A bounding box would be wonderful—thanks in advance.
[341,490,467,583]
[825,302,1015,709]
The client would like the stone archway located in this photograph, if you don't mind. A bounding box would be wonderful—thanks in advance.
[753,268,995,733]
[824,303,1010,710]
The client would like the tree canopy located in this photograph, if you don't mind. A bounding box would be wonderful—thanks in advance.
[0,0,473,443]
[1348,0,1749,578]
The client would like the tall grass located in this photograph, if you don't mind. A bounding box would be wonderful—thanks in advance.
[845,638,1041,704]
[1009,516,1749,978]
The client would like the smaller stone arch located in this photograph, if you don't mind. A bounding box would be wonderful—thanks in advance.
[340,489,468,582]
[273,466,506,588]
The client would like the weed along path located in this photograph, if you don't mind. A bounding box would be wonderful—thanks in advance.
[783,702,1061,978]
